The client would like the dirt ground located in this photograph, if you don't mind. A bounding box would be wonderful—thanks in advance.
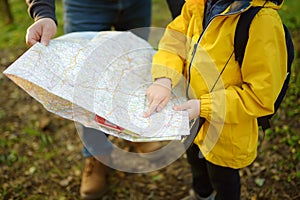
[0,46,299,200]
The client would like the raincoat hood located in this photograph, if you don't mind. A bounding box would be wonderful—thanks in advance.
[186,0,284,19]
[251,0,283,8]
[216,0,284,14]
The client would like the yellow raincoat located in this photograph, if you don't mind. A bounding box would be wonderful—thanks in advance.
[152,0,287,168]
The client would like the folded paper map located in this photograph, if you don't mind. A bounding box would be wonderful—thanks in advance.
[3,31,190,142]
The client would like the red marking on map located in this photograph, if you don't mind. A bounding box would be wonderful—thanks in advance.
[94,115,124,132]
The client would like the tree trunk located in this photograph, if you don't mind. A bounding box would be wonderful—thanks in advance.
[0,0,14,24]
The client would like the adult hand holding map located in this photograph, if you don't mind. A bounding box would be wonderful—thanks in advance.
[3,31,190,142]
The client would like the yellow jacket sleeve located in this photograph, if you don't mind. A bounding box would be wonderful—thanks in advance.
[152,2,201,87]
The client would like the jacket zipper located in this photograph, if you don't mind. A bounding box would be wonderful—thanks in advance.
[186,6,250,99]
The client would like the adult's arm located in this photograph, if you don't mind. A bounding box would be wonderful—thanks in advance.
[26,0,57,25]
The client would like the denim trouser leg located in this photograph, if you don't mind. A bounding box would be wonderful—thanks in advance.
[63,0,151,158]
[63,0,151,34]
[81,126,113,157]
[186,144,241,200]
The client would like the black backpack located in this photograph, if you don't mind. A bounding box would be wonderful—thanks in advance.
[234,6,295,132]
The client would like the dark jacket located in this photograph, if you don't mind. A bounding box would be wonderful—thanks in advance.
[26,0,57,24]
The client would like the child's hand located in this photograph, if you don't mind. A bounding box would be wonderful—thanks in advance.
[144,78,172,117]
[173,99,200,120]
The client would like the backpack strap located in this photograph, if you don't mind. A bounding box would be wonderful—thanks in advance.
[234,6,262,66]
[235,6,295,133]
[258,24,294,131]
[235,6,272,132]
[257,116,271,132]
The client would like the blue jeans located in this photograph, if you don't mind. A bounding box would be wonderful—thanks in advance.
[63,0,151,38]
[63,0,151,157]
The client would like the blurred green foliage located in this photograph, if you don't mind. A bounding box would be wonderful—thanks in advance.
[0,0,64,50]
[279,1,300,29]
[0,0,172,50]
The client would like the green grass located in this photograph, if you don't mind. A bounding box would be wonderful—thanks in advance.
[152,0,172,27]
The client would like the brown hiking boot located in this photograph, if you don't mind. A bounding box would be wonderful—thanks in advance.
[80,157,109,200]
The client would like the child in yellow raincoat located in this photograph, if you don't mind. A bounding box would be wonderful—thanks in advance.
[144,0,287,199]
